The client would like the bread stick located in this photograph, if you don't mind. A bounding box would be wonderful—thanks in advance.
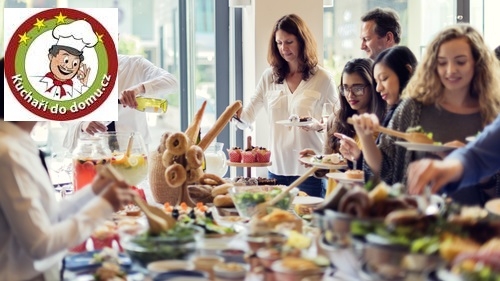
[185,100,207,145]
[198,101,242,150]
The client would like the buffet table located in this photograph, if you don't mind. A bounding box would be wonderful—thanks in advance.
[59,179,363,281]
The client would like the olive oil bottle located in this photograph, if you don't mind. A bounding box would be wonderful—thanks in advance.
[135,96,168,113]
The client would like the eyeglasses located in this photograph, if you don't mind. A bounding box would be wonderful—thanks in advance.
[339,84,367,97]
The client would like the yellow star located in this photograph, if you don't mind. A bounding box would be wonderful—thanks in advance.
[54,12,67,24]
[95,32,104,43]
[33,18,46,31]
[18,32,30,45]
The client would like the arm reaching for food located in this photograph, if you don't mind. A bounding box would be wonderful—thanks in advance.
[408,114,500,195]
[350,113,383,174]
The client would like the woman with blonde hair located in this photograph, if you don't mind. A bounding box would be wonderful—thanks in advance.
[350,24,500,205]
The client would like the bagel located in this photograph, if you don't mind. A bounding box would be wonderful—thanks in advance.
[164,163,187,188]
[338,189,371,218]
[161,151,176,168]
[199,173,225,186]
[186,145,204,169]
[166,132,189,156]
[186,167,203,184]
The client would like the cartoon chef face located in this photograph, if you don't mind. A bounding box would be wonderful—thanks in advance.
[47,45,84,81]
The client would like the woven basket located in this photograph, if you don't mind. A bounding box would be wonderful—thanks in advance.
[148,132,181,205]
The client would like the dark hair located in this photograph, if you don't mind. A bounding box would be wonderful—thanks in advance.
[495,45,500,61]
[48,45,84,61]
[373,46,417,96]
[327,58,385,152]
[268,14,318,84]
[361,7,401,44]
[0,57,4,118]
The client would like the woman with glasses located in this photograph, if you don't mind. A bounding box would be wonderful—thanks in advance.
[300,58,385,194]
[338,46,417,171]
[235,14,338,198]
[350,24,500,205]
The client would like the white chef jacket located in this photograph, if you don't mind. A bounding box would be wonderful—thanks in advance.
[0,120,113,280]
[240,66,338,176]
[63,54,178,151]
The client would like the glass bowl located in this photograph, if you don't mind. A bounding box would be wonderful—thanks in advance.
[228,185,299,219]
[121,225,204,267]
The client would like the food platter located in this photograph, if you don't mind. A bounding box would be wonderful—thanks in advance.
[465,135,477,142]
[275,120,314,126]
[394,141,456,152]
[326,172,363,183]
[299,155,348,170]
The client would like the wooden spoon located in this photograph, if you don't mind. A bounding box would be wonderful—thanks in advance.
[347,118,434,144]
[99,164,174,235]
[252,166,319,218]
[132,196,169,235]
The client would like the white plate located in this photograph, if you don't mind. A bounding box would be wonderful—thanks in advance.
[293,196,324,205]
[299,156,348,170]
[394,141,456,152]
[326,172,363,183]
[465,135,477,142]
[276,119,314,126]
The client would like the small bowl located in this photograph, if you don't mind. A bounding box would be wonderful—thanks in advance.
[245,232,287,252]
[256,247,281,268]
[213,262,247,280]
[152,269,208,281]
[192,255,224,280]
[216,248,246,263]
[147,260,195,274]
[229,185,298,218]
[271,258,325,281]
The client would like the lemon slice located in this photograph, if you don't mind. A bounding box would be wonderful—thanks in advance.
[127,155,139,167]
[112,153,128,165]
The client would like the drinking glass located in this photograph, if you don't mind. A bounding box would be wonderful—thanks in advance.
[322,103,334,124]
[50,150,74,196]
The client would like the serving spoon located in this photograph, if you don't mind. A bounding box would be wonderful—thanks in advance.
[252,166,319,218]
[347,118,434,144]
[99,165,175,235]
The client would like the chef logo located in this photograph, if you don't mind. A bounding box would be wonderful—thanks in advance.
[4,8,118,121]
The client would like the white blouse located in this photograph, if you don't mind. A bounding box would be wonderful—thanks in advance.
[0,121,113,280]
[240,66,339,176]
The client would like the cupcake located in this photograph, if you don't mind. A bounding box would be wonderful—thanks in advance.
[241,149,256,163]
[256,147,271,163]
[227,146,243,163]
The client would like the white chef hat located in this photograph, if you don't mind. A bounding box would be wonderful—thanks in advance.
[52,20,98,52]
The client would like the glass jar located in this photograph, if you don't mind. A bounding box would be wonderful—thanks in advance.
[97,132,149,186]
[204,142,228,177]
[72,136,112,192]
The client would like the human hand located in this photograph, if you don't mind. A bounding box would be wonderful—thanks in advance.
[299,148,315,167]
[350,113,380,138]
[82,121,108,135]
[299,118,324,132]
[407,158,464,195]
[119,84,145,108]
[77,63,90,86]
[334,133,361,161]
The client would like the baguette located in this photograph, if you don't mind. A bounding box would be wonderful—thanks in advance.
[185,100,207,145]
[198,101,242,151]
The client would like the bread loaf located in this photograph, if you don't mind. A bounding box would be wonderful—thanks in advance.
[185,100,207,145]
[198,101,242,150]
[188,185,214,204]
[213,194,234,207]
[211,183,233,197]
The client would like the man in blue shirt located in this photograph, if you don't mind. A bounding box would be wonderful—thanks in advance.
[407,114,500,196]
